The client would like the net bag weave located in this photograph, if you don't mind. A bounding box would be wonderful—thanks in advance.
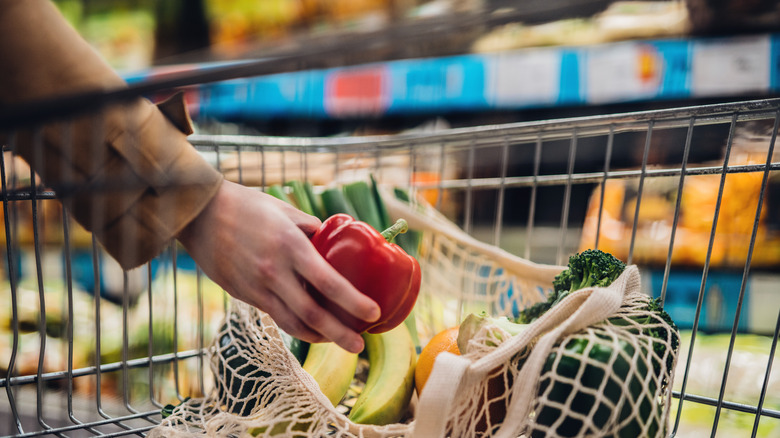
[413,266,679,438]
[150,192,679,438]
[150,300,412,438]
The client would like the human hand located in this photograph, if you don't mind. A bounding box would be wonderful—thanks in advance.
[177,180,381,353]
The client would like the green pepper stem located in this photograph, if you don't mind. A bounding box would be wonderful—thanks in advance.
[381,219,408,242]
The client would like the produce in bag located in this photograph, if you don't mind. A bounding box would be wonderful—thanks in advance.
[155,302,417,437]
[442,250,680,438]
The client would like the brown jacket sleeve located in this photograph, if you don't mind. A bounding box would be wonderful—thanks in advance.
[0,0,224,269]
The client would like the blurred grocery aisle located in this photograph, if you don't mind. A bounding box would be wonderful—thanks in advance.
[45,0,780,338]
[4,1,779,436]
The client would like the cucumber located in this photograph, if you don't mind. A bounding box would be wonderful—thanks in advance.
[279,328,310,365]
[216,318,271,416]
[215,317,309,416]
[321,187,358,218]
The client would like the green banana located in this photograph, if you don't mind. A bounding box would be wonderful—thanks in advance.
[348,323,417,425]
[302,342,359,407]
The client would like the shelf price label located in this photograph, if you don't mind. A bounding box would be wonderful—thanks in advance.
[691,35,771,97]
[585,42,663,104]
[485,49,561,107]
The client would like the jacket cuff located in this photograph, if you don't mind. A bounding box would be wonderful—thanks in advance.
[156,91,195,135]
[91,100,223,270]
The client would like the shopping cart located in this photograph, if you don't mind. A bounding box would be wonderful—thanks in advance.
[2,50,779,438]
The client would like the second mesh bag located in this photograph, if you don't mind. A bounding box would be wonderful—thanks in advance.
[411,265,680,438]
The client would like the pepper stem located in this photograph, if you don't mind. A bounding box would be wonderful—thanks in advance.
[380,218,408,242]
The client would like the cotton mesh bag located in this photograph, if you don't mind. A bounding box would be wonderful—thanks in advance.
[150,300,413,438]
[150,190,678,438]
[411,266,679,438]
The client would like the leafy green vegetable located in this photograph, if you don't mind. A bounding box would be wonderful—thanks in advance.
[554,248,626,294]
[457,312,528,352]
[370,174,392,230]
[304,181,327,220]
[515,249,626,324]
[391,188,422,259]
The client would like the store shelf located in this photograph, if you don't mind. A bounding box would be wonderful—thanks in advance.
[124,33,780,121]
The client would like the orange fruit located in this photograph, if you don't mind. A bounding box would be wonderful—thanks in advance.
[415,326,460,396]
[415,326,509,434]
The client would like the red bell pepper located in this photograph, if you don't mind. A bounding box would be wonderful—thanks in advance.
[307,213,421,334]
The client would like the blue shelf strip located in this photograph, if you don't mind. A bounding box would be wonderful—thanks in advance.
[125,33,780,121]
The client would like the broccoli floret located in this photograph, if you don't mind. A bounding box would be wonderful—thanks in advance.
[551,268,573,296]
[561,249,626,293]
[515,249,626,324]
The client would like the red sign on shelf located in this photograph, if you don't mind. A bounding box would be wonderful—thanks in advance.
[325,65,389,117]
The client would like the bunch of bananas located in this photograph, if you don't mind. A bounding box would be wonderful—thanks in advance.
[302,322,417,425]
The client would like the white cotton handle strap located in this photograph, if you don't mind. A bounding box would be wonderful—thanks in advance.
[490,266,638,438]
[411,352,472,438]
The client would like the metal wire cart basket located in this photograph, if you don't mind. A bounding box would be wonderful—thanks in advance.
[2,49,780,438]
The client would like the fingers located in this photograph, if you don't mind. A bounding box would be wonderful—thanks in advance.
[186,183,375,353]
[278,195,380,324]
[267,193,322,235]
[289,209,322,236]
[252,291,325,344]
[229,265,363,351]
[236,227,370,353]
[262,271,367,353]
[291,242,381,325]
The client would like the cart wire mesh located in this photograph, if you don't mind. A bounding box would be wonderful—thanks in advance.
[1,54,780,438]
